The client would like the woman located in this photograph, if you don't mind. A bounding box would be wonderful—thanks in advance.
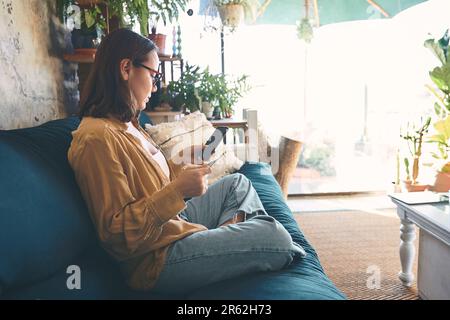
[68,28,305,295]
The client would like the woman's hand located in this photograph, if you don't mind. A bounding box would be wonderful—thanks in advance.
[172,164,212,198]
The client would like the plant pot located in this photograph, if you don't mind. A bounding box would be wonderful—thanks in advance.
[402,180,430,192]
[212,106,222,120]
[217,4,245,29]
[74,48,97,59]
[71,28,99,49]
[223,111,233,118]
[221,106,233,118]
[201,101,214,119]
[431,171,450,192]
[148,33,167,55]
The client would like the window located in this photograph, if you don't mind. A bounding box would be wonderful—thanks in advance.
[178,0,450,195]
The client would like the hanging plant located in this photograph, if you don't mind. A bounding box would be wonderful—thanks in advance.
[296,0,316,43]
[213,0,271,31]
[297,17,313,43]
[216,2,245,29]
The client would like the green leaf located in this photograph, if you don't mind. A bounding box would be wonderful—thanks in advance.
[427,133,447,144]
[425,38,447,65]
[84,10,96,29]
[430,62,450,93]
[431,153,440,159]
[438,29,449,62]
[433,115,450,139]
[434,102,443,117]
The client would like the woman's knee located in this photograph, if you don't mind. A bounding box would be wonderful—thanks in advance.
[249,218,303,270]
[246,216,295,251]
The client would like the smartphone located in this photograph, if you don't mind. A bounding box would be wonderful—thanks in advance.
[203,127,229,161]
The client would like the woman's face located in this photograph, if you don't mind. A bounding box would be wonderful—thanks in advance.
[125,50,160,110]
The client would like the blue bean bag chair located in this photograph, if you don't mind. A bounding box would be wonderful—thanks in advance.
[0,114,345,300]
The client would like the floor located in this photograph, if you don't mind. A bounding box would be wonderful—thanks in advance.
[287,194,420,300]
[287,193,396,214]
[294,209,419,300]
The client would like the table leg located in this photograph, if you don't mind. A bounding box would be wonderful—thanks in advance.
[399,218,416,287]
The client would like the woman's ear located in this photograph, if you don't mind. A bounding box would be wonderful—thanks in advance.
[119,58,131,81]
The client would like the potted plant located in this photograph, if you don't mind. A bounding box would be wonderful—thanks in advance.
[104,0,148,34]
[103,0,184,38]
[146,0,188,54]
[400,116,432,192]
[213,0,271,30]
[198,68,251,119]
[424,30,450,191]
[167,64,203,112]
[167,64,251,118]
[218,73,251,118]
[59,0,106,50]
[297,18,314,43]
[198,67,223,119]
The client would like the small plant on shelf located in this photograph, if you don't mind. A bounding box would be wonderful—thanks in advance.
[58,0,106,49]
[167,64,251,118]
[167,64,203,112]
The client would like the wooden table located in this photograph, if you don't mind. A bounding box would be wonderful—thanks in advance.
[210,118,249,144]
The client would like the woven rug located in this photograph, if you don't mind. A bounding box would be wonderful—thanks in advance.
[294,209,419,300]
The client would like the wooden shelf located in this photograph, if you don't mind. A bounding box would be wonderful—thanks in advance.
[159,55,183,62]
[63,52,95,63]
[63,50,181,64]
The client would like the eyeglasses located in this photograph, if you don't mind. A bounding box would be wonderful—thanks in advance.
[134,62,162,87]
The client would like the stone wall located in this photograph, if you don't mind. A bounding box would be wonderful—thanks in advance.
[0,0,77,130]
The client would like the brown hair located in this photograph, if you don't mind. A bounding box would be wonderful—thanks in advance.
[79,28,157,122]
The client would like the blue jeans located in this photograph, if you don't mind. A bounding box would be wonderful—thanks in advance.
[151,173,306,295]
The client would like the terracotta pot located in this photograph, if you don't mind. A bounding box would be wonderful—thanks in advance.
[74,48,96,57]
[223,111,233,118]
[402,180,430,192]
[431,171,450,192]
[148,33,167,55]
[217,4,245,28]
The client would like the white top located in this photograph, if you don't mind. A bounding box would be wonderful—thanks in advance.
[125,122,171,179]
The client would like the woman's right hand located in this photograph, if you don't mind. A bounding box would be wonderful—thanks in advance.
[172,164,212,198]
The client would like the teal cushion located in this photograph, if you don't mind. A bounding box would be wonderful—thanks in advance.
[2,247,127,300]
[0,113,153,294]
[0,117,97,291]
